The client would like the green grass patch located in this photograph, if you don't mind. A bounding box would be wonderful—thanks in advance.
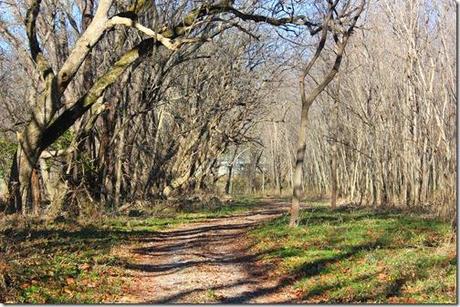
[249,203,456,304]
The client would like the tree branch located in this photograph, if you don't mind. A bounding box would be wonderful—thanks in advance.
[25,0,53,78]
[39,38,156,151]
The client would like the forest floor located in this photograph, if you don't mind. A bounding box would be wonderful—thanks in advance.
[0,197,456,303]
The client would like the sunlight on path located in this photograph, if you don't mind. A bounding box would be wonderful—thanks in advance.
[116,201,294,303]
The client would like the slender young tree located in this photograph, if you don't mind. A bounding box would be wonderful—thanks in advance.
[290,0,365,227]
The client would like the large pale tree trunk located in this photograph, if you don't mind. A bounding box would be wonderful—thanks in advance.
[8,0,114,214]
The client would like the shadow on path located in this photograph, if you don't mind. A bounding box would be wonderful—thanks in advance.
[122,201,295,303]
[122,200,409,303]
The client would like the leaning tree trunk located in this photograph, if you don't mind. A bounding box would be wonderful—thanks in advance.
[6,0,115,214]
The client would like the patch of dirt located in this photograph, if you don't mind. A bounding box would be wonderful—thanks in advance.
[115,200,298,303]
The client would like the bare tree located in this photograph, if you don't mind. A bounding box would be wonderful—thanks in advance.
[289,0,365,227]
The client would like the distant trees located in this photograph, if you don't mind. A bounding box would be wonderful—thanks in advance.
[244,0,455,220]
[327,0,456,216]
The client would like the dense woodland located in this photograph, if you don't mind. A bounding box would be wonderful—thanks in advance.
[0,0,455,222]
[0,0,457,304]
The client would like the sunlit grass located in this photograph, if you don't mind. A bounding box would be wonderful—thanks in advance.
[3,198,455,303]
[249,203,456,303]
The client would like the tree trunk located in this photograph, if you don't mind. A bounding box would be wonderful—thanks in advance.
[288,0,361,227]
[330,141,338,210]
[6,151,22,214]
[114,126,125,207]
[290,109,309,227]
[225,147,239,194]
[225,164,234,194]
[330,98,339,210]
[8,135,40,215]
[31,168,41,216]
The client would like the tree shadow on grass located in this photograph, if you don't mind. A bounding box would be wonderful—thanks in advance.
[2,226,163,258]
[2,200,428,303]
[1,222,169,303]
[140,240,387,303]
[138,212,427,304]
[125,208,393,304]
[298,205,446,229]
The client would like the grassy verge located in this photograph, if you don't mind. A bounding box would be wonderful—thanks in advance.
[0,196,259,303]
[249,202,456,303]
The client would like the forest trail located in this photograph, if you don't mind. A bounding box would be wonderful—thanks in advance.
[116,200,297,303]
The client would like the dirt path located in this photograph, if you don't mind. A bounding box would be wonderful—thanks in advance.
[116,200,298,303]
